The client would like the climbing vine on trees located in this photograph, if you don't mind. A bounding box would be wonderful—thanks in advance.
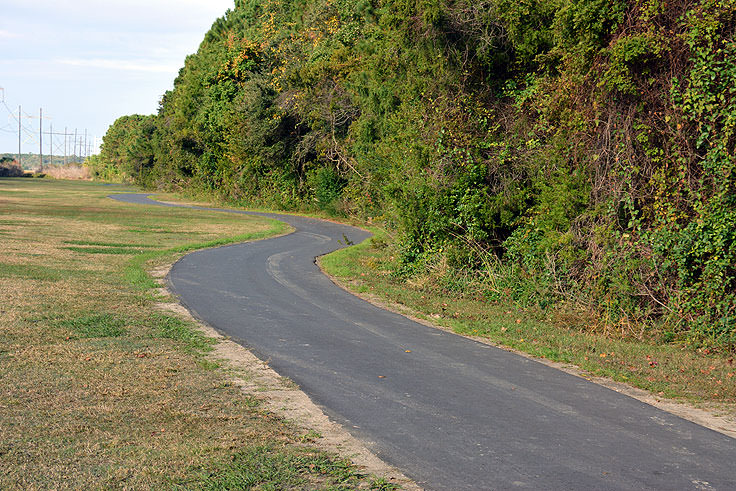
[93,0,736,350]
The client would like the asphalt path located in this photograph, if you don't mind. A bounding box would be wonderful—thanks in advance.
[111,193,736,490]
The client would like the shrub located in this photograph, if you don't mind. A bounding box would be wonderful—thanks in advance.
[0,158,24,177]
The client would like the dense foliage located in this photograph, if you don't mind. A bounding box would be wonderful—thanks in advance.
[93,0,736,349]
[0,156,24,177]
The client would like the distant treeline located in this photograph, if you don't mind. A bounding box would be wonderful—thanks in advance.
[91,0,736,349]
[1,153,86,170]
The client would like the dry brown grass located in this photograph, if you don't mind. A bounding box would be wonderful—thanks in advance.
[42,164,91,180]
[0,178,382,489]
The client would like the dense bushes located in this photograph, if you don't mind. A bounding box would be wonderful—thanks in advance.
[92,0,736,350]
[0,157,24,177]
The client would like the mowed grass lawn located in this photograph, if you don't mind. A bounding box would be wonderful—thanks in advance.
[0,178,380,489]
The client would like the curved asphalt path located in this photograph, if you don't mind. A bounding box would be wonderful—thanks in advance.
[111,193,736,490]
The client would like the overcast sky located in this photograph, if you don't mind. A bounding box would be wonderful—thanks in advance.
[0,0,234,155]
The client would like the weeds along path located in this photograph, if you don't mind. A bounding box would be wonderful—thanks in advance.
[110,193,736,491]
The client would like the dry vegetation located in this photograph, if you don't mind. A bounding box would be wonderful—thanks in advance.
[0,178,392,489]
[0,159,24,178]
[42,164,91,180]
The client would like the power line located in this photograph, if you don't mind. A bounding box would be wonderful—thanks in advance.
[0,87,97,167]
[2,99,36,139]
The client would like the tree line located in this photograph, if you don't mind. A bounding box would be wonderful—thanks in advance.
[90,0,736,350]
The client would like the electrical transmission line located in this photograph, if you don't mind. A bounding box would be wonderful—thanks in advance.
[0,86,96,170]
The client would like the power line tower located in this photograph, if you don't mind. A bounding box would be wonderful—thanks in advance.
[18,106,21,167]
[1,88,85,170]
[39,108,43,172]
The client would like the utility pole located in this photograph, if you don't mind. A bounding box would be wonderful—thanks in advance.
[49,124,53,166]
[64,127,68,166]
[18,106,21,168]
[39,108,43,172]
[74,128,77,163]
[83,129,87,160]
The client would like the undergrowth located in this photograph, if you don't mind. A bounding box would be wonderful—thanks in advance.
[90,0,736,351]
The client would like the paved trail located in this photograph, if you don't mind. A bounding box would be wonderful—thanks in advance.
[111,193,736,490]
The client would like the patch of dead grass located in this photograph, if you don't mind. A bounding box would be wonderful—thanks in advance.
[0,179,401,489]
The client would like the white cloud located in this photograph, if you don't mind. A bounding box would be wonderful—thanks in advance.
[57,58,180,73]
[0,0,235,153]
[4,0,233,30]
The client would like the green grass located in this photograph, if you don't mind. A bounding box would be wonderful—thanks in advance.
[150,313,215,354]
[0,178,381,490]
[127,228,206,234]
[192,446,366,490]
[63,246,148,255]
[65,240,159,248]
[55,313,128,338]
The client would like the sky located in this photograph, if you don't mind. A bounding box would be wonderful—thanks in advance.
[0,0,234,156]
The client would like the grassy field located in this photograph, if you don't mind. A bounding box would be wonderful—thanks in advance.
[320,230,736,414]
[0,178,389,489]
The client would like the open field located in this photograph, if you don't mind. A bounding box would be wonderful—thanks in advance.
[0,178,393,489]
